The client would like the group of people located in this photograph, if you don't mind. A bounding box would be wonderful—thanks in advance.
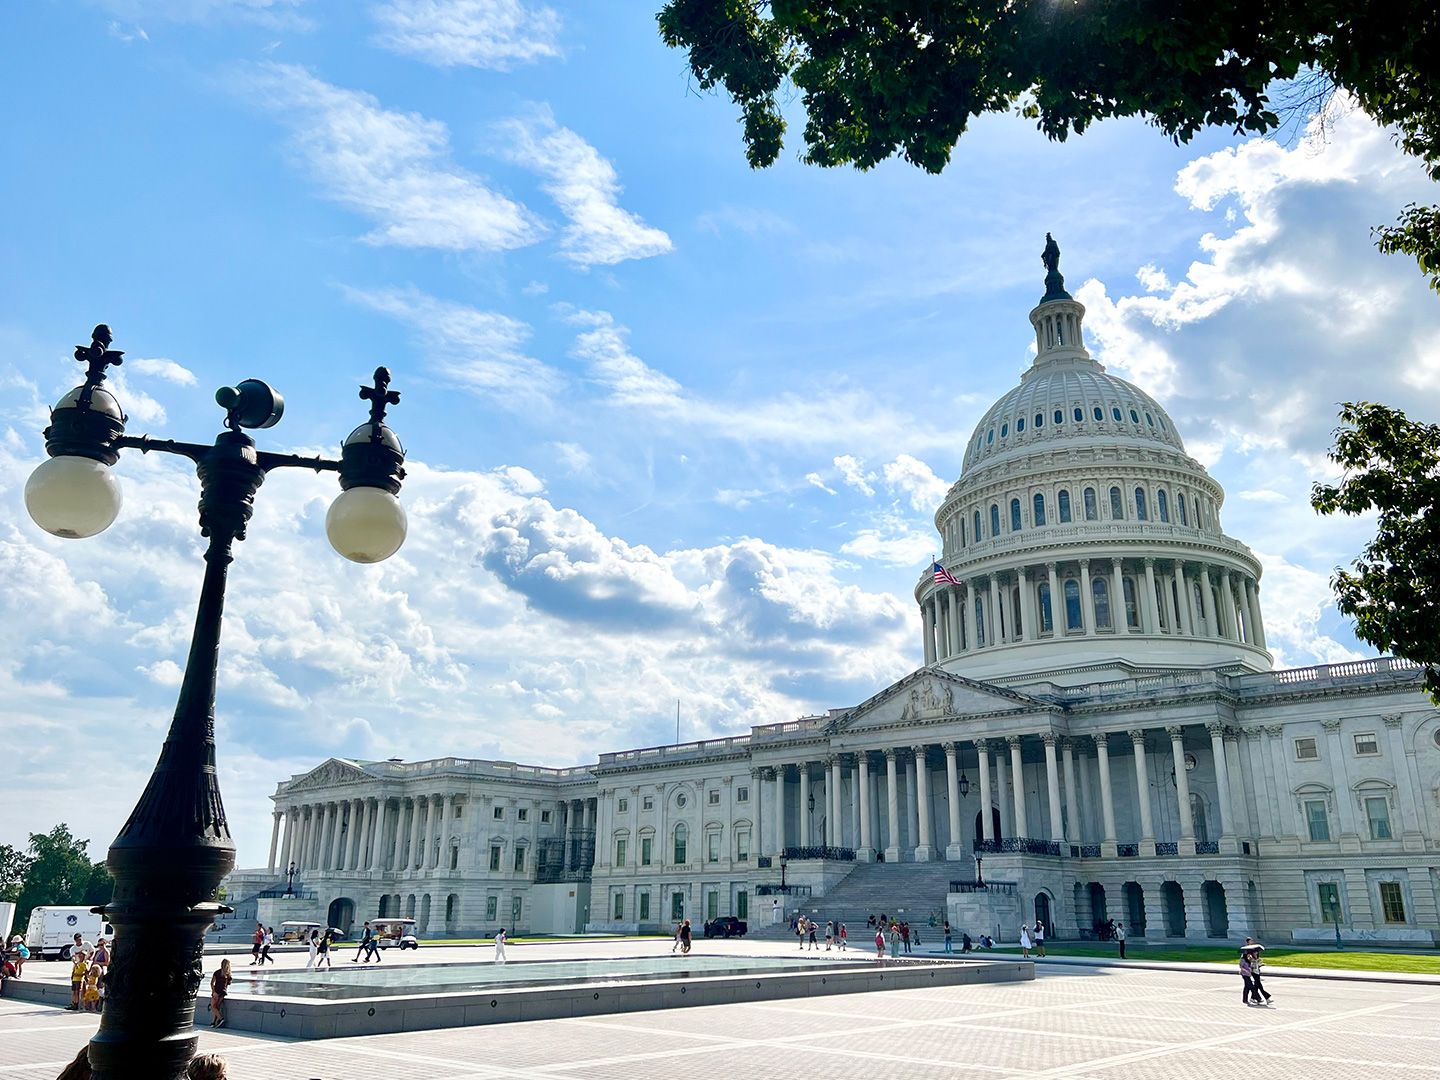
[2,934,29,982]
[248,924,276,966]
[1239,938,1274,1006]
[63,934,110,1013]
[670,919,693,954]
[865,915,922,956]
[1018,922,1048,958]
[789,916,849,951]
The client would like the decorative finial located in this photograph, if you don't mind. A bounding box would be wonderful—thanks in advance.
[359,367,400,430]
[72,324,125,409]
[1040,233,1072,303]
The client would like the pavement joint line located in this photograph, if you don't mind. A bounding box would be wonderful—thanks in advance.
[1216,1044,1440,1071]
[0,1061,74,1075]
[1030,995,1416,1078]
[312,1041,552,1079]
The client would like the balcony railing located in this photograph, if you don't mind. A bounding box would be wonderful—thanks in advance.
[782,845,856,861]
[974,837,1062,856]
[1195,840,1220,854]
[1155,841,1179,856]
[950,880,1018,895]
[1118,843,1140,857]
[757,856,773,869]
[757,884,813,896]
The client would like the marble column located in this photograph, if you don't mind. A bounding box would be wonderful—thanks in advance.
[829,757,843,847]
[1061,739,1079,845]
[1176,564,1195,635]
[848,757,862,852]
[1130,731,1156,854]
[330,802,348,870]
[1018,568,1033,641]
[944,743,963,859]
[359,799,374,870]
[914,746,933,861]
[371,798,389,871]
[905,753,920,851]
[988,573,1002,643]
[1142,558,1158,634]
[1046,562,1061,635]
[409,797,425,872]
[434,794,453,869]
[1220,571,1240,640]
[798,764,811,846]
[1199,566,1218,637]
[993,744,1013,838]
[1169,726,1196,851]
[976,740,994,842]
[1110,558,1127,632]
[1384,715,1422,841]
[347,798,365,871]
[1161,569,1178,634]
[1246,578,1268,649]
[1042,734,1064,843]
[1008,736,1029,839]
[857,755,873,859]
[279,808,295,871]
[1210,725,1236,848]
[392,800,408,870]
[1080,559,1097,635]
[884,750,901,862]
[948,586,964,653]
[921,601,936,664]
[774,766,787,855]
[1095,735,1118,853]
[316,803,333,870]
[268,812,282,874]
[1323,720,1358,839]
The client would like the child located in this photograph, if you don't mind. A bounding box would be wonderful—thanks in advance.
[68,951,90,1011]
[82,965,102,1012]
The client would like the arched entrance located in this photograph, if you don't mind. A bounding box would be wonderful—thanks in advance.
[327,897,355,936]
[1161,880,1186,937]
[1033,892,1053,937]
[1088,883,1108,931]
[419,894,432,932]
[378,895,391,918]
[1202,881,1228,938]
[1123,881,1146,937]
[974,807,1002,846]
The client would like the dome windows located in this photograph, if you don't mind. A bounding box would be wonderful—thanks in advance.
[973,509,982,539]
[1177,493,1188,526]
[1009,498,1022,532]
[1055,409,1064,425]
[989,504,1001,537]
[1083,487,1098,520]
[987,428,995,445]
[1058,489,1072,523]
[1092,577,1113,630]
[1063,580,1083,631]
[1001,422,1009,438]
[1157,489,1170,523]
[1034,412,1044,429]
[1109,486,1124,519]
[1130,408,1140,424]
[1092,406,1104,422]
[1146,412,1155,427]
[1112,406,1124,422]
[1016,417,1025,433]
[1135,486,1148,521]
[1033,493,1046,526]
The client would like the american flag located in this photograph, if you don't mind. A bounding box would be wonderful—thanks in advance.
[932,561,961,587]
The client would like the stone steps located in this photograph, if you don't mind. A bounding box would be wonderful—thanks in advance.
[749,861,966,941]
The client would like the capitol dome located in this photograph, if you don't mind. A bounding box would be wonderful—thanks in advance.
[918,236,1271,685]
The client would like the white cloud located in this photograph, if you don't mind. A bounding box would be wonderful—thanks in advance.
[498,108,671,267]
[343,285,560,407]
[372,0,561,69]
[128,357,197,386]
[551,441,592,476]
[565,309,682,408]
[805,472,836,495]
[882,454,948,512]
[833,454,875,497]
[99,0,307,26]
[242,63,542,252]
[107,20,150,42]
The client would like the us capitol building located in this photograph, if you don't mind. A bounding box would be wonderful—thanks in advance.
[227,241,1439,947]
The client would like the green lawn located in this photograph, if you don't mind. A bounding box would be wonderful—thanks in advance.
[991,943,1440,974]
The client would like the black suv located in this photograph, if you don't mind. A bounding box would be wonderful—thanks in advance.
[702,916,748,939]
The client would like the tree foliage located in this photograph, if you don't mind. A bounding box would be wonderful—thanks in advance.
[0,844,31,904]
[1312,403,1440,702]
[12,825,108,932]
[657,1,1440,284]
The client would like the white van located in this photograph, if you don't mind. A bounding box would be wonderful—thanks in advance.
[25,907,114,960]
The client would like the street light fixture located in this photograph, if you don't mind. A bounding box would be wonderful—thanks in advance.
[27,326,408,1080]
[958,771,970,798]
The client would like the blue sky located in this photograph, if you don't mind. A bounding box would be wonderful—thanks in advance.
[3,0,1438,868]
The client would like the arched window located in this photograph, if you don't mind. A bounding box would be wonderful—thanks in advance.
[959,517,967,547]
[974,596,986,647]
[1038,583,1053,633]
[1064,580,1082,631]
[1130,408,1140,424]
[1011,588,1022,632]
[1083,487,1098,521]
[1192,583,1207,633]
[1109,486,1124,520]
[1010,498,1022,532]
[1016,416,1025,433]
[1092,577,1112,630]
[1093,405,1104,421]
[974,509,982,540]
[1033,493,1046,526]
[1135,486,1148,521]
[1177,493,1188,526]
[1058,489,1072,523]
[1035,412,1044,429]
[987,428,994,445]
[1111,406,1124,422]
[1055,409,1065,425]
[1073,406,1084,422]
[990,504,1001,537]
[1122,576,1139,628]
[1157,489,1169,522]
[1145,412,1155,428]
[1001,422,1009,438]
[673,822,687,864]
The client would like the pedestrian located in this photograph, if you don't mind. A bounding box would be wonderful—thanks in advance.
[888,923,900,958]
[825,920,834,950]
[900,922,911,954]
[1019,923,1032,959]
[943,921,953,954]
[867,914,876,928]
[680,919,693,954]
[306,929,318,970]
[676,921,686,954]
[187,1054,228,1079]
[1115,922,1126,959]
[68,948,89,1010]
[353,921,372,963]
[962,932,973,953]
[1243,941,1273,1005]
[1034,921,1046,957]
[494,927,508,964]
[261,926,275,965]
[913,925,921,948]
[91,937,110,975]
[7,935,28,977]
[317,928,333,970]
[209,959,232,1027]
[250,923,263,966]
[1239,951,1258,1005]
[808,919,819,950]
[81,964,103,1012]
[875,926,886,962]
[838,923,847,951]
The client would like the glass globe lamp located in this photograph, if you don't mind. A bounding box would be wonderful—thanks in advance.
[326,485,407,563]
[25,455,123,538]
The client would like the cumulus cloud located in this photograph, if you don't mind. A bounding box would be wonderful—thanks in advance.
[498,108,672,267]
[241,63,542,252]
[882,454,948,512]
[128,357,198,385]
[372,0,561,69]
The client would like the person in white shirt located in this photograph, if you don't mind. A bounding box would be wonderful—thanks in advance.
[1115,922,1127,959]
[494,928,507,964]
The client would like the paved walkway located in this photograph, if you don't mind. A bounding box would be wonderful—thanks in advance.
[4,940,1440,1078]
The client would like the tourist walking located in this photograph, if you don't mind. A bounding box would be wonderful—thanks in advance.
[250,923,263,965]
[838,923,847,951]
[1019,923,1032,958]
[962,932,973,953]
[1243,941,1273,1005]
[317,928,334,970]
[825,920,834,950]
[875,926,886,961]
[353,921,372,963]
[494,927,508,964]
[209,959,232,1027]
[305,930,319,970]
[807,919,819,950]
[943,921,953,954]
[261,926,276,965]
[1115,922,1126,959]
[1033,921,1046,957]
[888,923,900,957]
[912,925,921,948]
[900,922,911,954]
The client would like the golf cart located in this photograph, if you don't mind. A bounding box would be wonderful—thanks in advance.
[372,918,419,950]
[279,921,324,943]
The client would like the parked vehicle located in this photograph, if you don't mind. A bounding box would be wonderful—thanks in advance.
[702,916,748,939]
[25,907,114,960]
[279,921,324,943]
[371,918,419,950]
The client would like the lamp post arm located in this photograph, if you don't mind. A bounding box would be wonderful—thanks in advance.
[255,450,342,475]
[114,434,212,463]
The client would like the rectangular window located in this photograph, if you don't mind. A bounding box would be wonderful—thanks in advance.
[449,847,458,870]
[736,890,748,919]
[1379,881,1406,923]
[517,808,529,822]
[1294,737,1319,761]
[671,891,685,920]
[513,846,525,872]
[736,785,749,803]
[708,790,720,806]
[642,796,655,811]
[736,830,750,861]
[485,896,498,921]
[638,891,651,920]
[707,890,719,920]
[617,797,628,813]
[641,837,653,866]
[493,805,505,819]
[615,837,627,866]
[1305,800,1331,842]
[540,809,552,824]
[1365,797,1393,840]
[1353,732,1379,756]
[612,891,624,920]
[1317,881,1341,923]
[489,845,502,871]
[707,832,720,862]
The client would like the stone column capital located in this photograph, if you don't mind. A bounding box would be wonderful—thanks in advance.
[1382,714,1404,729]
[974,738,991,754]
[1166,725,1185,740]
[943,741,959,757]
[1041,732,1059,747]
[1017,566,1029,581]
[1045,560,1058,572]
[1143,556,1155,567]
[883,748,898,761]
[1079,557,1091,569]
[1112,556,1123,570]
[1321,718,1343,733]
[910,745,927,759]
[1205,722,1226,738]
[1127,729,1148,745]
[1006,734,1023,749]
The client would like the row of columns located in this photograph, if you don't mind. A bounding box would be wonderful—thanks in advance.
[560,797,597,872]
[768,723,1245,864]
[269,794,460,875]
[920,557,1266,663]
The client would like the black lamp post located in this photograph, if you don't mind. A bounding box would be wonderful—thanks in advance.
[779,852,788,891]
[25,326,409,1080]
[958,771,970,798]
[284,861,297,898]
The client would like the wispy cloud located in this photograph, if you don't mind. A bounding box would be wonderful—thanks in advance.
[498,108,671,267]
[100,0,309,28]
[241,63,542,252]
[128,357,197,386]
[372,0,561,69]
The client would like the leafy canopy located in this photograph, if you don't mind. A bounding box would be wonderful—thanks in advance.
[658,1,1440,280]
[12,824,111,932]
[1312,403,1440,702]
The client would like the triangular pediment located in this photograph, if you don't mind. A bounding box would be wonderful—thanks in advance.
[830,667,1056,734]
[283,758,371,792]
